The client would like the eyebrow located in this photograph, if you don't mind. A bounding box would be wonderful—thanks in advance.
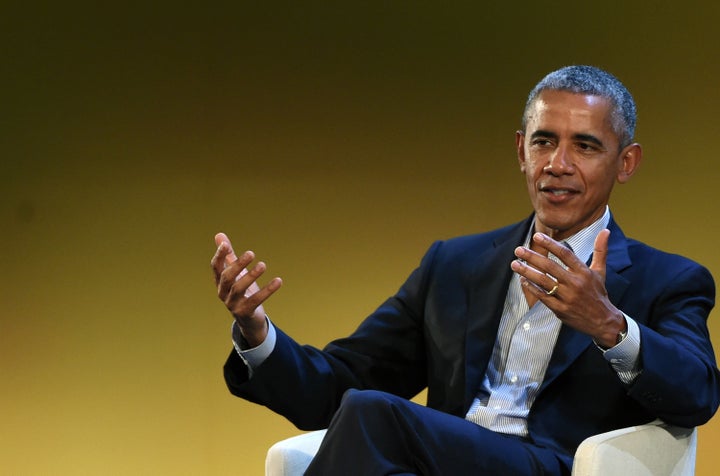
[530,130,558,141]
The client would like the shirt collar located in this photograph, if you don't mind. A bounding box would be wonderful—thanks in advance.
[525,206,611,264]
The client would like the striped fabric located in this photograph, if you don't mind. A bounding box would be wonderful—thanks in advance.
[465,208,610,437]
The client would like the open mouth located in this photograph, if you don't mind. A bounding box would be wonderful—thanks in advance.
[540,186,578,201]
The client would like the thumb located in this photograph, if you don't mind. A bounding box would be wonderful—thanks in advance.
[589,229,610,279]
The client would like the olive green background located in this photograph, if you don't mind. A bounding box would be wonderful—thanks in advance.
[3,1,720,474]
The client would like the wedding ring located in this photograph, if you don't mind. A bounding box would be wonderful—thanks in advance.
[546,284,559,296]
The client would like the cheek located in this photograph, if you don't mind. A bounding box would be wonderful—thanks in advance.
[585,165,617,185]
[523,160,543,181]
[581,169,617,199]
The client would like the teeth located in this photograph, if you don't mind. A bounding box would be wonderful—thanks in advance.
[551,190,569,196]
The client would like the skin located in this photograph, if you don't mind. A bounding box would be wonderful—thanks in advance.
[212,89,643,349]
[211,232,282,347]
[511,90,642,346]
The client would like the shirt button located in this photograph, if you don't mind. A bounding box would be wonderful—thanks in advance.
[523,322,530,331]
[510,374,518,383]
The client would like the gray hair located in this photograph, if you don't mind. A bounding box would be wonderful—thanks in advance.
[521,65,637,148]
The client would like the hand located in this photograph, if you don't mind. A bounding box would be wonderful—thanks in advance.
[211,232,283,347]
[510,230,626,347]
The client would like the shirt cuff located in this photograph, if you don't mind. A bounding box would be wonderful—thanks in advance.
[598,314,642,384]
[231,317,277,378]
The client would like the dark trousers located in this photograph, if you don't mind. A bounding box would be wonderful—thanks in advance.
[305,389,569,476]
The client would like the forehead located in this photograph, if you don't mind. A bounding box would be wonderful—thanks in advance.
[526,90,615,133]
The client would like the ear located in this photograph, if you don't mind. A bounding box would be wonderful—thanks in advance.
[516,130,527,172]
[616,143,642,184]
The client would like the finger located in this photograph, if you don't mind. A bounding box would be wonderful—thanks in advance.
[513,246,565,282]
[532,233,582,269]
[226,262,283,315]
[589,229,610,279]
[238,276,284,312]
[215,232,239,263]
[519,276,556,299]
[211,240,233,284]
[218,250,256,299]
[511,257,558,292]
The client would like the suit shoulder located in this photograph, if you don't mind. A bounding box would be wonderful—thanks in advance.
[441,221,524,250]
[420,221,527,268]
[625,237,714,283]
[626,237,704,266]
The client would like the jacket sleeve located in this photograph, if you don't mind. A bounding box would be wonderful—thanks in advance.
[626,261,720,427]
[223,241,442,430]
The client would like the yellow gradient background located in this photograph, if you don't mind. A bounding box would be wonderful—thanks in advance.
[3,2,720,474]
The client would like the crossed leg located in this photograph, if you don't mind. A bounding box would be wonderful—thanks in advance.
[305,389,568,476]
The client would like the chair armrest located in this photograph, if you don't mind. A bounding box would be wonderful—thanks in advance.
[265,429,327,476]
[571,420,697,476]
[265,421,698,476]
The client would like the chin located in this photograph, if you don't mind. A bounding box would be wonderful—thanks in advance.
[535,213,574,235]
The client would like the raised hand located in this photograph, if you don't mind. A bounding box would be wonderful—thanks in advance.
[510,230,626,347]
[211,232,283,347]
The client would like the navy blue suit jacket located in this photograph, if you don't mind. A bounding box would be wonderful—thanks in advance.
[225,216,720,466]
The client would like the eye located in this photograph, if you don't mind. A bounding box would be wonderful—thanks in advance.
[531,138,553,147]
[576,142,597,152]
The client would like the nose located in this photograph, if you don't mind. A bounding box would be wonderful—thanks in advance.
[543,144,574,175]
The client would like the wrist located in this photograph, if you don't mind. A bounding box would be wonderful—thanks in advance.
[597,311,627,349]
[238,317,269,348]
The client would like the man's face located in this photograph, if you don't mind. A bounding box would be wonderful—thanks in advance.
[516,90,640,241]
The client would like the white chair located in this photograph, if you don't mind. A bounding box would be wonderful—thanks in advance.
[572,421,696,476]
[266,420,697,476]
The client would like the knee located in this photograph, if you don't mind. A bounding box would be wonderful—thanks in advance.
[331,389,406,438]
[339,389,397,416]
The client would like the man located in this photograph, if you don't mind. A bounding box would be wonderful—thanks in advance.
[212,66,720,475]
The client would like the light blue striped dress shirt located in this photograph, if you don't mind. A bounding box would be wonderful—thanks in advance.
[464,207,641,437]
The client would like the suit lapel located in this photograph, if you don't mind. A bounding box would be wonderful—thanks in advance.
[539,219,632,392]
[463,217,532,409]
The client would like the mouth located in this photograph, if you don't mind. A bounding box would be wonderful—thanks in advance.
[539,186,579,202]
